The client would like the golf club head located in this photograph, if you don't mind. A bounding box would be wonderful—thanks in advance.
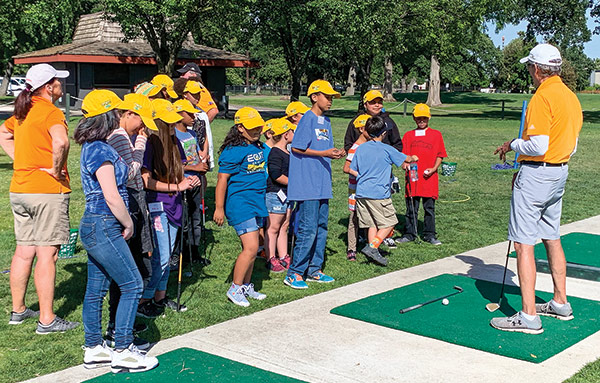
[486,302,500,312]
[453,285,463,292]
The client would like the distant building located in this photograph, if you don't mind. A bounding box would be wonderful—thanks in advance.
[13,12,257,108]
[590,70,600,87]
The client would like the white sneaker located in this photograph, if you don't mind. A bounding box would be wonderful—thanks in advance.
[111,343,158,373]
[243,283,267,300]
[83,341,112,369]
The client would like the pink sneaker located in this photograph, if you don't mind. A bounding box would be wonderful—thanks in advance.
[268,257,285,273]
[280,255,291,269]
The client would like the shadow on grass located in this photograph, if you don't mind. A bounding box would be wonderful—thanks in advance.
[55,262,86,319]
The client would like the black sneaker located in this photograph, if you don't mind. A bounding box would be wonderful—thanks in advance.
[424,237,442,245]
[9,307,39,325]
[360,245,388,266]
[158,298,188,312]
[394,236,415,244]
[105,329,151,351]
[136,301,162,319]
[36,316,80,334]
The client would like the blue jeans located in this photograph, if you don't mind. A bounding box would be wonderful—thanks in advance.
[80,213,143,349]
[143,211,178,299]
[287,200,329,278]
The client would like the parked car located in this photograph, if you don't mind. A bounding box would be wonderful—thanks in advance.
[6,78,25,96]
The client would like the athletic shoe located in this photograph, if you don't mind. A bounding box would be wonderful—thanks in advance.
[243,283,267,300]
[136,301,162,319]
[383,238,397,249]
[395,236,415,244]
[346,250,357,261]
[111,343,158,373]
[284,273,308,289]
[107,322,148,335]
[536,301,574,321]
[425,237,442,245]
[9,307,39,325]
[83,341,113,369]
[306,271,335,283]
[268,257,286,273]
[361,245,388,266]
[280,255,291,269]
[36,316,80,334]
[105,329,151,351]
[490,312,543,335]
[158,298,188,313]
[227,284,250,307]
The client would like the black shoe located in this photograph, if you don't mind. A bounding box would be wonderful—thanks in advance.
[156,298,188,312]
[424,237,442,245]
[394,236,415,244]
[136,301,162,319]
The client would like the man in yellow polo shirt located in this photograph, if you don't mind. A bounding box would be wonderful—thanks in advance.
[492,44,583,334]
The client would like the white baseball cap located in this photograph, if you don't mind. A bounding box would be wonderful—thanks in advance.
[519,43,562,66]
[25,64,69,91]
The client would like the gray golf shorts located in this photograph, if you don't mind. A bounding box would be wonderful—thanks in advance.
[508,163,568,245]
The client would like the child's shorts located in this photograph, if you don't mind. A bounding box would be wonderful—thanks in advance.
[265,192,290,214]
[356,198,398,229]
[233,216,266,236]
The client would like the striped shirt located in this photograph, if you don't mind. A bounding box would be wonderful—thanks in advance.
[107,127,146,191]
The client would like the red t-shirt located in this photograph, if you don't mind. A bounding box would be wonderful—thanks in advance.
[402,128,447,199]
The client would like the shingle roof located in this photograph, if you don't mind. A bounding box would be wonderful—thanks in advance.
[14,12,254,65]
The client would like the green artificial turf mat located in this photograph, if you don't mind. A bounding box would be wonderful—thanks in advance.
[85,347,305,382]
[508,232,600,267]
[330,274,600,363]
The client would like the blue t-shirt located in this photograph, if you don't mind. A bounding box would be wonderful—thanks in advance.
[350,140,407,199]
[288,110,333,201]
[218,142,268,226]
[262,143,271,179]
[175,128,201,178]
[80,140,129,214]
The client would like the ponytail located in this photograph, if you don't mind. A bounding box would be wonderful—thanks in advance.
[14,85,33,121]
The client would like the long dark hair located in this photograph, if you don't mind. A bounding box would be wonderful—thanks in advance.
[14,78,56,121]
[74,110,120,144]
[148,119,184,187]
[219,125,249,153]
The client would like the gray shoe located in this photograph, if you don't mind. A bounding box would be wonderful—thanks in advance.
[425,237,442,245]
[36,316,80,335]
[9,307,39,325]
[361,245,388,266]
[536,301,574,321]
[490,312,543,334]
[394,236,414,244]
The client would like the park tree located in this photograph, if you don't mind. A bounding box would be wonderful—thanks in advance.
[495,35,534,92]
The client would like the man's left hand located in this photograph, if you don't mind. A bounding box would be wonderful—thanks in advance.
[494,140,513,162]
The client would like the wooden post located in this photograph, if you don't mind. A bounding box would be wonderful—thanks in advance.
[501,100,505,120]
[65,93,70,122]
[403,99,407,117]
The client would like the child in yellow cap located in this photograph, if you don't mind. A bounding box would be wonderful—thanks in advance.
[397,103,447,245]
[285,101,310,125]
[214,107,268,307]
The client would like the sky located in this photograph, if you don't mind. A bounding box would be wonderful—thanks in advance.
[486,11,600,59]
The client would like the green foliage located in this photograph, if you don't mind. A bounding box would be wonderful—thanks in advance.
[562,46,595,91]
[441,34,501,89]
[495,35,534,92]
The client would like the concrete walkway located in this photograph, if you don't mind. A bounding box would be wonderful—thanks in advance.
[25,216,600,383]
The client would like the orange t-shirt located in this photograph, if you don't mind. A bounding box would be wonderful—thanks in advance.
[9,96,71,194]
[196,86,217,113]
[519,76,583,164]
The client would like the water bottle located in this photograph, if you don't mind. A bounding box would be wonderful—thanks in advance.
[391,176,400,193]
[409,163,418,182]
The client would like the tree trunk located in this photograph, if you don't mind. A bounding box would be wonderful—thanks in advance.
[255,84,262,95]
[426,54,442,106]
[408,78,417,93]
[345,66,356,96]
[383,56,396,102]
[290,73,301,101]
[400,76,407,93]
[0,62,14,97]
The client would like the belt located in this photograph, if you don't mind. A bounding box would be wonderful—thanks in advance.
[520,161,568,167]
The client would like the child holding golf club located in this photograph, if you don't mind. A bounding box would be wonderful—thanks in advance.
[343,114,371,261]
[265,118,295,272]
[213,107,268,307]
[397,104,447,246]
[349,115,417,266]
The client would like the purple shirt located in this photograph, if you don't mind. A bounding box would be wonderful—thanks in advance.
[142,135,186,226]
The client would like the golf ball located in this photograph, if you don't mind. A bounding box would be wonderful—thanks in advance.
[442,298,449,305]
[424,170,430,175]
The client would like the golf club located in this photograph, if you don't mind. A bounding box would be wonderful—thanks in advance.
[176,247,184,312]
[406,173,420,244]
[486,240,512,312]
[183,191,194,277]
[399,285,463,314]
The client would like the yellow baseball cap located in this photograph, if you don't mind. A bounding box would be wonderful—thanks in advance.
[363,90,383,104]
[234,107,265,130]
[151,74,178,99]
[173,99,198,114]
[413,103,431,118]
[353,114,371,129]
[119,93,158,131]
[82,89,122,118]
[183,81,203,94]
[307,79,341,98]
[134,82,161,97]
[152,99,182,124]
[263,118,277,134]
[271,118,295,136]
[285,101,310,117]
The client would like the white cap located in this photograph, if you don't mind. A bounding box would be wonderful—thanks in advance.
[25,64,69,91]
[519,43,562,66]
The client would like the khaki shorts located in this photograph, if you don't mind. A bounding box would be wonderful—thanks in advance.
[10,193,70,246]
[356,198,398,229]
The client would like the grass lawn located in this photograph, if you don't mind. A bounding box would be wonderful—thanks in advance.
[1,91,600,382]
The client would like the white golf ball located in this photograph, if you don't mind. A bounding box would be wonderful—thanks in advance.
[424,170,430,175]
[442,298,449,305]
